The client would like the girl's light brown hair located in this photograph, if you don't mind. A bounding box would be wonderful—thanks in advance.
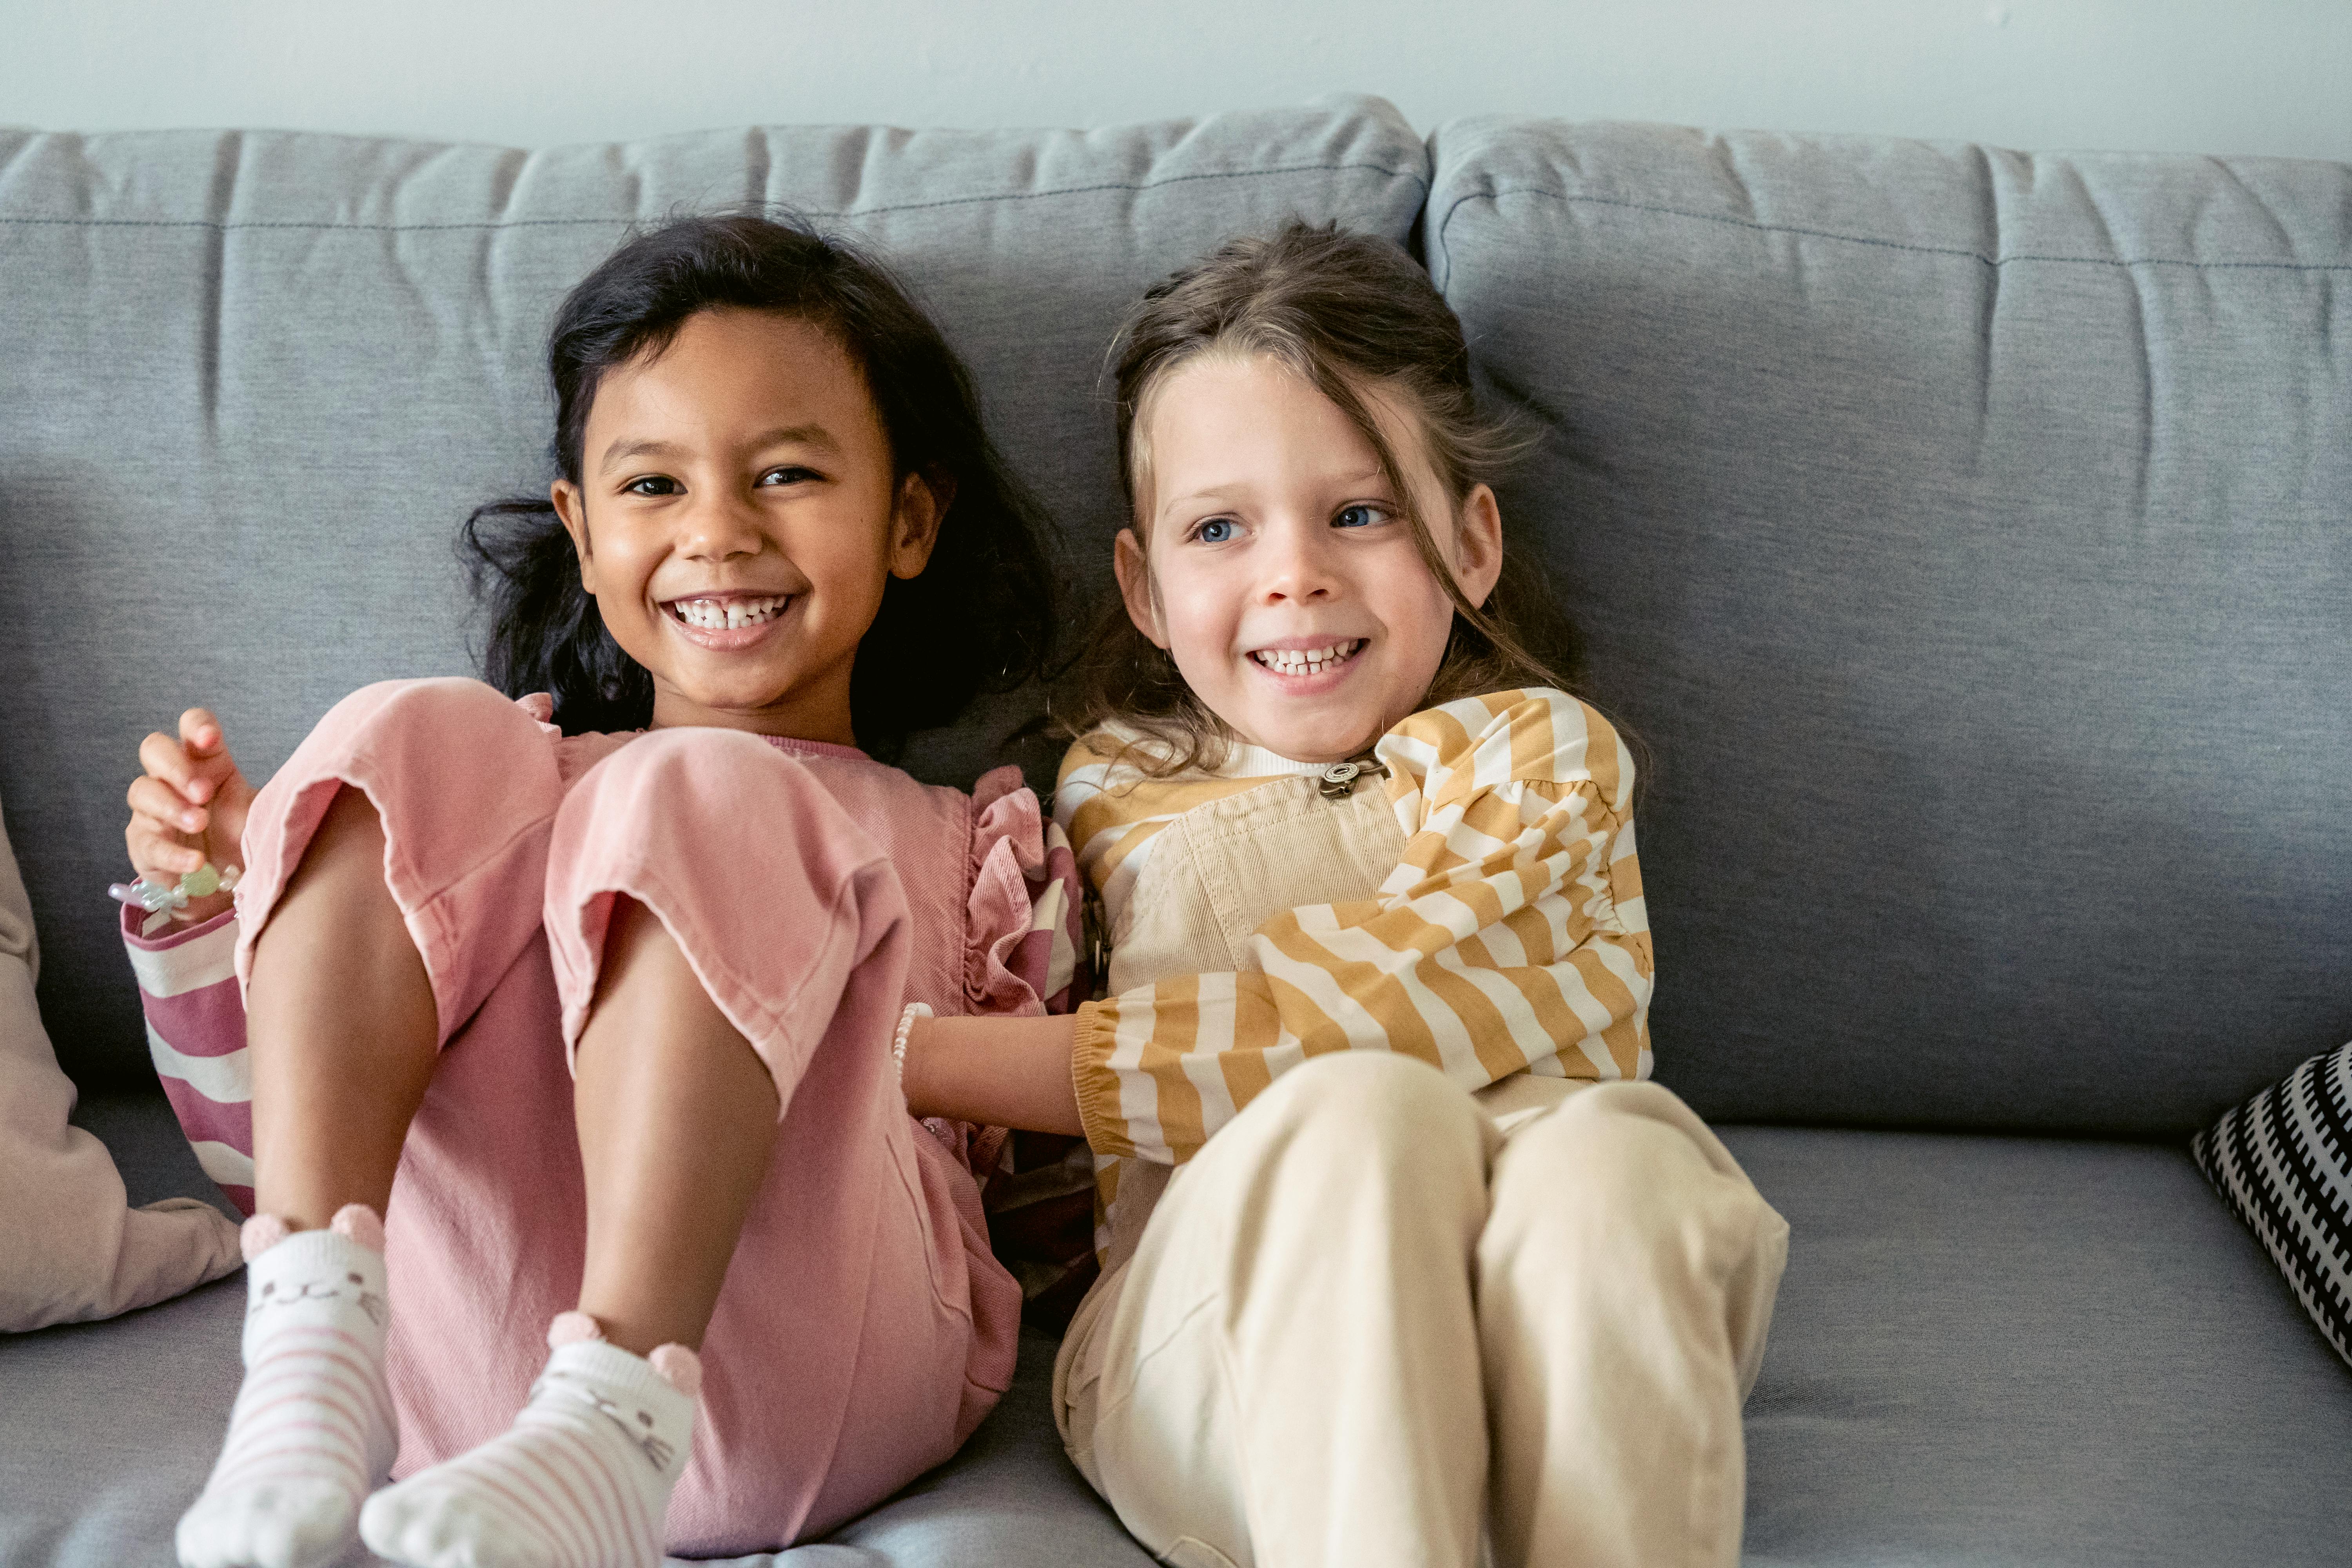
[1072,221,1582,772]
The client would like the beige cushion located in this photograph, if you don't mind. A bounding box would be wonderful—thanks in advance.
[0,786,238,1331]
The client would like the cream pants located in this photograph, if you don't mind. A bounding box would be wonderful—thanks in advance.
[1053,1054,1789,1568]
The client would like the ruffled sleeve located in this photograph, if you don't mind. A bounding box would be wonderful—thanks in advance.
[956,766,1099,1327]
[964,765,1086,1019]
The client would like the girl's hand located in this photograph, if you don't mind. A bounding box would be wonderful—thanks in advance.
[124,708,255,926]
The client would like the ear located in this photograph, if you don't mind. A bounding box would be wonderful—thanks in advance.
[550,480,597,593]
[887,470,950,580]
[1452,484,1505,610]
[1112,528,1168,649]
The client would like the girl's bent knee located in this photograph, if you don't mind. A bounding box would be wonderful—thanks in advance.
[1496,1092,1779,1267]
[322,676,526,745]
[1512,1107,1692,1207]
[1249,1053,1483,1170]
[561,728,876,889]
[275,676,560,859]
[579,726,829,815]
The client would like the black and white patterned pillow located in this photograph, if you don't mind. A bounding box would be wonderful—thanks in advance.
[2192,1041,2352,1370]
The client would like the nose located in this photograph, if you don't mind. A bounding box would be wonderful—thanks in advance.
[673,483,764,563]
[1258,517,1339,604]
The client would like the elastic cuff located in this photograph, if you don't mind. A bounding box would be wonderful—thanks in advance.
[1070,1001,1133,1159]
[120,900,237,949]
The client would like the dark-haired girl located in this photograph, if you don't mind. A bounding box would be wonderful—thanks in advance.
[120,214,1079,1568]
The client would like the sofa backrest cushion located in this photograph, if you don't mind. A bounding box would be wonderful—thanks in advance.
[0,99,1429,1087]
[1430,119,2352,1137]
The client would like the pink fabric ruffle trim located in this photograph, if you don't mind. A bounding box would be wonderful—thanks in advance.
[965,766,1051,1020]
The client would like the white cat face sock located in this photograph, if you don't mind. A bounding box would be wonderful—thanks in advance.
[358,1311,701,1568]
[175,1204,397,1568]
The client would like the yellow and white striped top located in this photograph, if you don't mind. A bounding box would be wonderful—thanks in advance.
[1058,688,1654,1180]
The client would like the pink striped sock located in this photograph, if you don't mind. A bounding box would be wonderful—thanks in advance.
[176,1205,397,1568]
[358,1312,700,1568]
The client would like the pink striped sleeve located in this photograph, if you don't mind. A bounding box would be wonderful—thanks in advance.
[122,904,254,1214]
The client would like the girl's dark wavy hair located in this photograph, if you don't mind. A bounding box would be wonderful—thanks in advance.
[1072,221,1588,774]
[463,211,1057,757]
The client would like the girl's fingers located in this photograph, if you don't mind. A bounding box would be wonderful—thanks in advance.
[125,817,207,878]
[143,719,239,805]
[138,729,198,794]
[127,712,241,886]
[128,775,207,833]
[138,733,225,804]
[178,708,225,758]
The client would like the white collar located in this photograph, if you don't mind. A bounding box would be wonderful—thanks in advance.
[1211,739,1356,779]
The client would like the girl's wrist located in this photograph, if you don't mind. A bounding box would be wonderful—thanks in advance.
[892,1003,933,1105]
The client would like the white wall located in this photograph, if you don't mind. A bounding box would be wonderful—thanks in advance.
[8,0,2347,160]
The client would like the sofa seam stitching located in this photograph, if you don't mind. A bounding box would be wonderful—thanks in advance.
[1432,182,2352,278]
[0,158,1431,233]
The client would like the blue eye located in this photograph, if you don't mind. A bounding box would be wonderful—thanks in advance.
[1196,518,1237,543]
[1334,504,1389,529]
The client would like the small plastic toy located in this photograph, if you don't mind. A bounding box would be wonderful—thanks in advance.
[109,862,241,936]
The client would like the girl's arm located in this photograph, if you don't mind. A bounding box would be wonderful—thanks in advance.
[1071,690,1651,1166]
[902,1012,1082,1134]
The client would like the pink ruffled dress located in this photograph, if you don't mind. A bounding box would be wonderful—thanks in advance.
[122,678,1084,1555]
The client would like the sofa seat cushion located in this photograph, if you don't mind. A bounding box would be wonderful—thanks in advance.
[9,1101,2349,1565]
[0,1095,1151,1567]
[1725,1125,2352,1566]
[0,1272,1151,1568]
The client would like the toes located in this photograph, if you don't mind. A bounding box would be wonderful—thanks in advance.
[176,1481,359,1568]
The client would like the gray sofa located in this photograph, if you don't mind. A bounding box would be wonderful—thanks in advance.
[3,94,2348,1566]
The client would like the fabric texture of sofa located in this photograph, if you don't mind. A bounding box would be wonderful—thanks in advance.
[2,94,2348,1565]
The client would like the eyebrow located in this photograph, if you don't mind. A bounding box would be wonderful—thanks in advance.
[1158,485,1248,515]
[597,424,840,475]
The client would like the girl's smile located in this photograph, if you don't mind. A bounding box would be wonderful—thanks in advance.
[661,590,798,650]
[664,592,792,633]
[1244,634,1370,692]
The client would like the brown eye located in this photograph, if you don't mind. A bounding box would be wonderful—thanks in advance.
[637,1413,653,1426]
[348,1273,364,1284]
[261,1282,276,1295]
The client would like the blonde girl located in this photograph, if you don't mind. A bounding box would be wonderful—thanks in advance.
[896,223,1791,1568]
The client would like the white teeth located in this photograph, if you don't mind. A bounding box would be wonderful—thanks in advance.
[669,595,788,630]
[1251,639,1363,676]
